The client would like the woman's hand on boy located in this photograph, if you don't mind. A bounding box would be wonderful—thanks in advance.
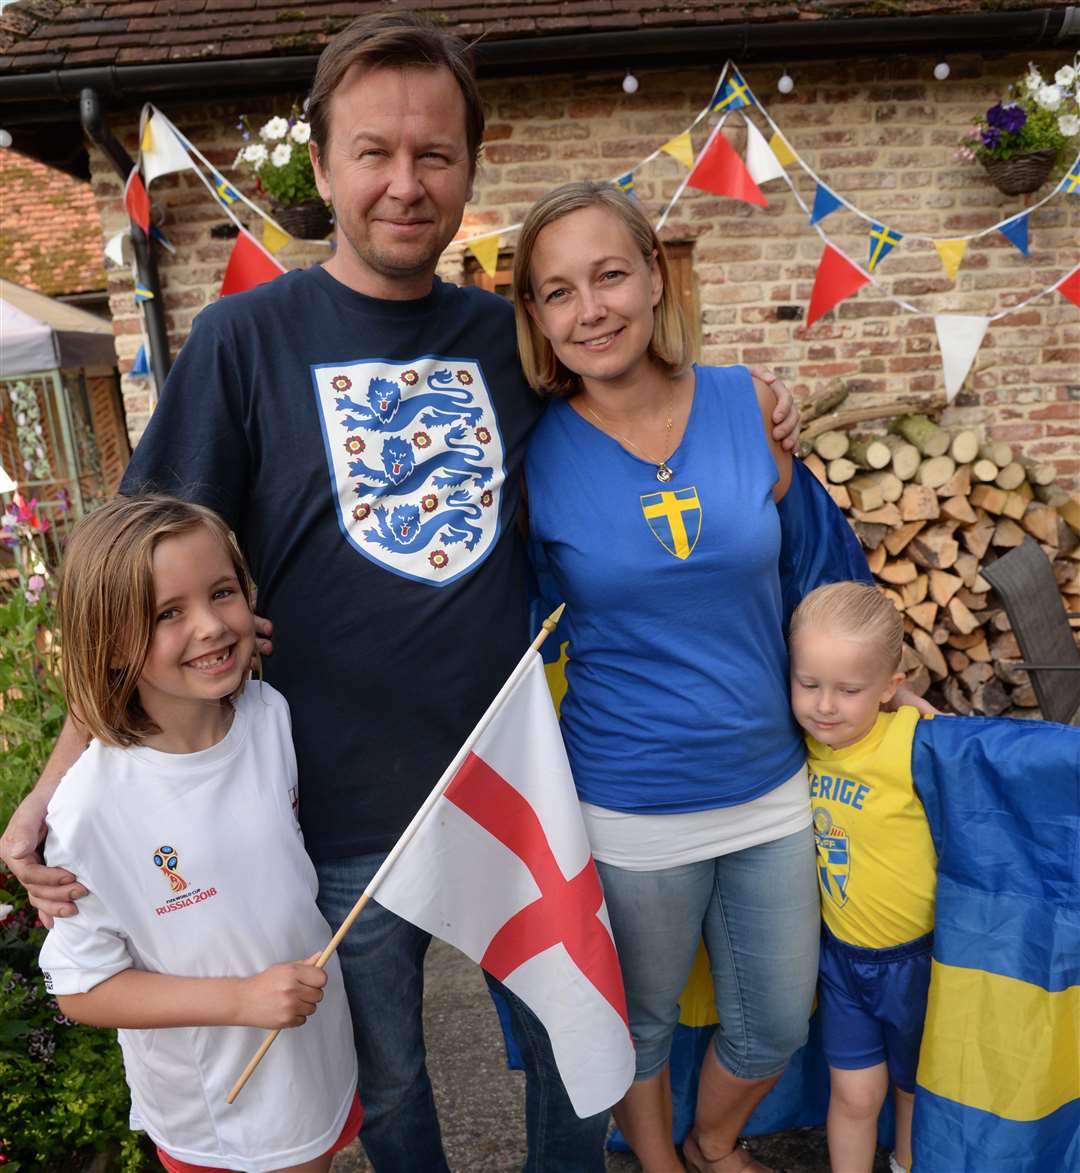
[254,613,274,659]
[240,953,327,1029]
[749,366,800,453]
[0,790,87,928]
[888,685,941,717]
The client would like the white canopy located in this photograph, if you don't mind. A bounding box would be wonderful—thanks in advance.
[0,279,117,376]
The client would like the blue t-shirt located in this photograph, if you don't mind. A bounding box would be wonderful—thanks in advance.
[122,266,543,859]
[525,364,804,812]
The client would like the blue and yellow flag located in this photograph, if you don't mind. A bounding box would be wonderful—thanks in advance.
[212,172,240,206]
[614,170,635,198]
[1059,160,1080,195]
[133,282,154,303]
[868,222,903,272]
[711,66,754,112]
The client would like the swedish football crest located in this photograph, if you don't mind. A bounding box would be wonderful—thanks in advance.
[813,806,850,908]
[312,357,505,586]
[640,487,701,560]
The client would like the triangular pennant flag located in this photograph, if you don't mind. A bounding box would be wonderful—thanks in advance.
[140,112,195,186]
[806,244,870,328]
[149,224,176,254]
[123,166,151,233]
[1059,160,1080,195]
[262,219,293,255]
[810,182,843,225]
[998,214,1029,257]
[769,131,796,167]
[220,228,287,296]
[614,170,635,198]
[743,119,786,185]
[934,315,990,402]
[212,172,241,206]
[711,66,754,112]
[1056,264,1080,308]
[934,238,968,282]
[133,282,154,303]
[131,343,150,376]
[867,221,903,272]
[687,129,767,208]
[104,230,128,267]
[468,233,501,280]
[660,131,694,170]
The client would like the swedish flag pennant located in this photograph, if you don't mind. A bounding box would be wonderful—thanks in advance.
[134,282,155,303]
[212,172,241,206]
[867,222,903,272]
[711,66,754,112]
[614,170,636,198]
[1059,159,1080,195]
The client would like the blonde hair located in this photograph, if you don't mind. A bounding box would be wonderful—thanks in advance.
[57,496,253,747]
[512,181,695,398]
[790,581,904,674]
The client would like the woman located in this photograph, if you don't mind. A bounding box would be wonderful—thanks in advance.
[515,182,902,1173]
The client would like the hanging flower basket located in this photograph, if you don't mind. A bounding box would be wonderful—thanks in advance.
[980,149,1059,196]
[270,197,333,240]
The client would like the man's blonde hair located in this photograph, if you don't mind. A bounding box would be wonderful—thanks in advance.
[511,181,695,398]
[57,496,253,747]
[790,581,904,673]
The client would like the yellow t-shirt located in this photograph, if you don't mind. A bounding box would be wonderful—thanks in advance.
[806,706,937,949]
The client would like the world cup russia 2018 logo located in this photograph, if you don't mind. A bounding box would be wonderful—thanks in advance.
[153,844,188,893]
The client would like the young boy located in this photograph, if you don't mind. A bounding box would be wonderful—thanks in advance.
[788,581,936,1173]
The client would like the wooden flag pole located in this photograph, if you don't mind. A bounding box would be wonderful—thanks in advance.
[226,603,566,1104]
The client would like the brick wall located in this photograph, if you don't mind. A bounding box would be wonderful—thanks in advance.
[93,51,1079,483]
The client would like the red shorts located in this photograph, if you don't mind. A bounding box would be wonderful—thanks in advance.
[156,1092,363,1173]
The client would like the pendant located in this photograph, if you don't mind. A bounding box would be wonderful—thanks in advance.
[656,462,674,483]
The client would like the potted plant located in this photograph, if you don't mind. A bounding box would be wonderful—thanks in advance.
[958,57,1080,195]
[233,110,333,239]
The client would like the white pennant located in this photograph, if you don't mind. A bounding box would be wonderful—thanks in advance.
[934,315,990,402]
[104,230,128,267]
[743,118,786,185]
[140,108,195,186]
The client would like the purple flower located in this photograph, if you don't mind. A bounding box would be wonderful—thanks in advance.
[987,102,1026,134]
[981,127,1002,149]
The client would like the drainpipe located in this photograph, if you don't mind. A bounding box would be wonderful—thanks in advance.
[79,87,171,392]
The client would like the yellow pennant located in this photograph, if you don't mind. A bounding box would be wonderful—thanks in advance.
[660,131,694,170]
[140,118,154,154]
[469,233,501,279]
[262,219,292,255]
[934,238,968,282]
[768,131,796,167]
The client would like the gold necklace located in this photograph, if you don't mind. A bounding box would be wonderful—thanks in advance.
[583,390,676,483]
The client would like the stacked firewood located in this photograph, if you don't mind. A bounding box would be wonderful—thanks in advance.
[798,384,1080,718]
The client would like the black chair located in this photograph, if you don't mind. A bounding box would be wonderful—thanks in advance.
[982,536,1080,725]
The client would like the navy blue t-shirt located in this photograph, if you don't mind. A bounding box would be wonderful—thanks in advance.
[122,265,543,859]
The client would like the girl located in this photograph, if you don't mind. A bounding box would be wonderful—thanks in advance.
[38,495,361,1173]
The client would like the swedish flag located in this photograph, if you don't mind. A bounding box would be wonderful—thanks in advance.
[1060,160,1080,195]
[133,283,154,303]
[711,66,754,112]
[614,170,635,198]
[213,172,240,205]
[868,221,903,272]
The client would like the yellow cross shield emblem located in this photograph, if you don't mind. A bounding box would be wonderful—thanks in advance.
[641,487,701,560]
[813,806,850,909]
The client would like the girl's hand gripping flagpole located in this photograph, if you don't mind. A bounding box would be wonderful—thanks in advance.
[226,604,567,1104]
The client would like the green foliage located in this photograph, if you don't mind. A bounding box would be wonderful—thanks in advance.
[234,110,323,207]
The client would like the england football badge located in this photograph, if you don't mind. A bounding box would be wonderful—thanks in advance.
[813,806,850,908]
[312,357,506,586]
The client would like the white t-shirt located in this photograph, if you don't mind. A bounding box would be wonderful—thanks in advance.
[38,682,357,1172]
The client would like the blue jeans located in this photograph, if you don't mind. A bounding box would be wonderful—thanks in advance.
[316,852,608,1173]
[595,826,820,1081]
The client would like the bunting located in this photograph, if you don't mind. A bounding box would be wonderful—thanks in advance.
[133,282,154,303]
[807,244,870,328]
[220,228,286,296]
[130,343,150,376]
[104,230,128,268]
[1057,264,1080,309]
[123,166,151,233]
[687,127,767,208]
[933,315,991,402]
[212,172,241,206]
[867,222,903,272]
[1060,161,1080,195]
[262,220,293,255]
[998,215,1030,257]
[660,132,694,170]
[810,182,844,225]
[468,232,502,280]
[934,238,968,282]
[614,171,636,198]
[743,120,786,186]
[139,110,195,186]
[711,65,753,112]
[768,131,796,167]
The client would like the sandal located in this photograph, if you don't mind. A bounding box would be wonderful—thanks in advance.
[682,1133,778,1173]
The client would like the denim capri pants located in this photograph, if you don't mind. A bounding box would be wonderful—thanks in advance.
[596,825,820,1081]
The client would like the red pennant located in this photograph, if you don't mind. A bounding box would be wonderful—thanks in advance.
[806,244,870,328]
[123,167,151,233]
[220,229,286,296]
[687,130,767,208]
[1058,265,1080,309]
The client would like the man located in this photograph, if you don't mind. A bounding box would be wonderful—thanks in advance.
[1,13,798,1171]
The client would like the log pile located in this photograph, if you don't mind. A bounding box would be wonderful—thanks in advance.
[798,388,1080,718]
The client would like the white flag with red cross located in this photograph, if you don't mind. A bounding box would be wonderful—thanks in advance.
[372,649,635,1119]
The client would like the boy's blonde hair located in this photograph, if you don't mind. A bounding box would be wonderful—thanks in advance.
[57,495,253,747]
[790,581,904,674]
[512,181,695,398]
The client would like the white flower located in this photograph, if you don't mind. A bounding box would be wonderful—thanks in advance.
[1035,84,1063,112]
[271,143,293,167]
[1054,65,1076,88]
[289,121,311,144]
[260,116,289,142]
[1021,64,1043,93]
[1059,113,1080,137]
[0,903,12,921]
[242,143,268,167]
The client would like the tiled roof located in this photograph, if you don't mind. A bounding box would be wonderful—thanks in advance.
[0,0,1075,74]
[0,150,105,296]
